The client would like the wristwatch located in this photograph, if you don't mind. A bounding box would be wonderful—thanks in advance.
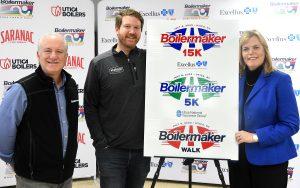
[252,133,259,142]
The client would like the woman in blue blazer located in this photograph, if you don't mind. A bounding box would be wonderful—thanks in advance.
[228,30,299,188]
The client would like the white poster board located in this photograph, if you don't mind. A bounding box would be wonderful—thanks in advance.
[144,19,239,160]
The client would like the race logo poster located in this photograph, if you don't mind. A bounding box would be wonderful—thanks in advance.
[144,20,239,160]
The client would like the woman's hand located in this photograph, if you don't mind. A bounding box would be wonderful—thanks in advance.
[235,130,258,144]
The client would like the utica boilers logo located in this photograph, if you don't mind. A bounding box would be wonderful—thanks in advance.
[0,57,37,69]
[160,73,226,106]
[51,5,85,17]
[161,24,226,57]
[55,28,85,46]
[0,0,34,18]
[159,122,226,153]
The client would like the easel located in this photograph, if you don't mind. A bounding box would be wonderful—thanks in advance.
[151,157,227,188]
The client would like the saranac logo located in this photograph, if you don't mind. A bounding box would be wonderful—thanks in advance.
[160,73,226,106]
[159,122,226,153]
[161,24,226,57]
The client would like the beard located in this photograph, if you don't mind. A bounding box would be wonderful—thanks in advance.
[117,33,140,50]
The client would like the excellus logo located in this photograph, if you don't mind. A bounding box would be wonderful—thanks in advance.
[159,122,226,152]
[160,74,226,106]
[161,24,226,57]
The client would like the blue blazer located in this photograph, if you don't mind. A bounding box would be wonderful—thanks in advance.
[240,70,299,165]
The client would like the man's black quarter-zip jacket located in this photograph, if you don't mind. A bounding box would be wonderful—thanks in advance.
[84,44,146,150]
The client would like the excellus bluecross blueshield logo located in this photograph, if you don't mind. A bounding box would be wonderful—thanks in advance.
[160,74,226,106]
[161,24,227,57]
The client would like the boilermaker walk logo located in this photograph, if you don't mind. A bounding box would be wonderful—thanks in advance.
[0,0,34,18]
[160,73,226,106]
[159,122,226,153]
[161,24,226,57]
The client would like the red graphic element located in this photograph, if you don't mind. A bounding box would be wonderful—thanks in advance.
[0,58,11,69]
[188,125,194,146]
[197,126,215,149]
[167,125,185,149]
[51,5,62,16]
[77,132,86,144]
[163,125,221,150]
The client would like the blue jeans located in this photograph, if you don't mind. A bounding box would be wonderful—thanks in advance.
[96,147,150,188]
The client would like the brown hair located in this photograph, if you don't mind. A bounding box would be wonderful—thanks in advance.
[239,30,275,76]
[115,8,144,31]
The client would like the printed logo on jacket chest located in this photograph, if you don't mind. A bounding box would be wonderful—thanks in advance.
[109,66,124,74]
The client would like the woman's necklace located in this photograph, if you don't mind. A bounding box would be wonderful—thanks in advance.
[246,81,254,87]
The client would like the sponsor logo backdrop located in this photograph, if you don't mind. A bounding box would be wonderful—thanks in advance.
[0,0,96,187]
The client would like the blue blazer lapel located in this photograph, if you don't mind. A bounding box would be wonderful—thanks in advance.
[239,75,245,108]
[245,72,267,104]
[239,75,246,128]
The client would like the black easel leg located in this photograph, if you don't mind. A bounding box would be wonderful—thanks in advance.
[151,157,165,188]
[214,159,227,188]
[189,162,192,188]
[183,158,194,188]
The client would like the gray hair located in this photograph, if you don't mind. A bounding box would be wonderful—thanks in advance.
[37,33,68,52]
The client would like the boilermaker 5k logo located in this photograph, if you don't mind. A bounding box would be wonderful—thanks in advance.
[160,73,226,106]
[160,24,227,57]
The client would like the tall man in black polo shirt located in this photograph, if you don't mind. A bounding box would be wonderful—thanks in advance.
[84,9,150,188]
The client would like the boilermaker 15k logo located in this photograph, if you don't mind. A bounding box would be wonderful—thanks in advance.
[159,122,226,153]
[161,24,226,57]
[0,0,34,18]
[55,28,85,46]
[160,73,226,106]
[183,4,210,19]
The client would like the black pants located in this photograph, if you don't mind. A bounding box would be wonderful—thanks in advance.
[228,144,288,188]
